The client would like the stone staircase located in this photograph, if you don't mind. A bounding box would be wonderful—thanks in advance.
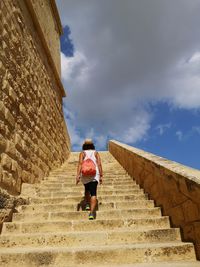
[0,152,199,267]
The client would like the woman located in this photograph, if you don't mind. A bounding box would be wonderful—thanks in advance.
[76,139,103,220]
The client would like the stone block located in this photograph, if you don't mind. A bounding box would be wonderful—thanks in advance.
[0,166,3,183]
[194,222,200,242]
[182,200,200,223]
[21,170,30,183]
[13,176,22,194]
[0,135,6,153]
[2,171,13,189]
[0,101,6,120]
[1,154,12,170]
[5,141,16,159]
[9,86,17,102]
[19,103,26,117]
[148,183,160,200]
[182,223,195,242]
[167,206,185,229]
[11,159,18,173]
[5,108,15,128]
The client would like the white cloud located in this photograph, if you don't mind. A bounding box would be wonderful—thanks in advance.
[61,51,90,87]
[57,0,200,149]
[174,126,200,143]
[189,52,200,63]
[156,123,171,135]
[168,55,200,108]
[95,135,108,150]
[176,131,183,141]
[62,106,83,149]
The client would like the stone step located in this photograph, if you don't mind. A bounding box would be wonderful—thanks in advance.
[36,188,143,197]
[44,173,130,177]
[12,208,161,222]
[44,177,133,183]
[40,180,136,186]
[17,200,155,213]
[2,217,170,234]
[39,183,138,189]
[29,194,148,204]
[46,172,128,177]
[0,228,181,248]
[50,169,127,173]
[0,242,195,267]
[48,173,128,178]
[37,185,140,191]
[2,151,198,266]
[73,263,200,267]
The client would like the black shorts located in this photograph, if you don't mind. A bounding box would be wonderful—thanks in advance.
[84,181,98,197]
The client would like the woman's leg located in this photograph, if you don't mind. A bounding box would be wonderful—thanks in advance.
[84,183,91,209]
[90,196,97,214]
[89,181,98,215]
[85,190,91,204]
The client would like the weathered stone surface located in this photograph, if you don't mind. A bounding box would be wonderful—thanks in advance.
[0,0,70,194]
[0,187,29,233]
[0,152,198,266]
[109,140,200,260]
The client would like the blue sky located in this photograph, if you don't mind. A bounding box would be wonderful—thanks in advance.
[57,0,200,170]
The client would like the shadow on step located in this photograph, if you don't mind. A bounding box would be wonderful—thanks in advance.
[76,199,100,213]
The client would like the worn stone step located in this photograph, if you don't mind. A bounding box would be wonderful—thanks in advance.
[0,242,195,267]
[55,174,129,179]
[37,186,141,192]
[74,262,200,267]
[29,194,148,205]
[50,169,126,173]
[34,193,145,199]
[41,180,137,186]
[17,200,155,213]
[12,208,161,222]
[2,217,170,234]
[2,150,197,266]
[47,173,128,179]
[18,202,114,213]
[39,183,138,190]
[0,228,181,248]
[52,170,127,173]
[44,177,133,183]
[36,188,143,197]
[40,180,136,186]
[115,200,154,209]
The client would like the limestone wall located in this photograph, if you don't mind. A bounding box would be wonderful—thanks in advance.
[109,140,200,259]
[23,0,62,76]
[0,0,70,195]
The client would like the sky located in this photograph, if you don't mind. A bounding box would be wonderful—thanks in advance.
[56,0,200,170]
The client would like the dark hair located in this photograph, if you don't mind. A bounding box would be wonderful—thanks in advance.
[82,143,95,150]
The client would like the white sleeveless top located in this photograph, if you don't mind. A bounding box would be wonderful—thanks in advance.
[81,150,100,184]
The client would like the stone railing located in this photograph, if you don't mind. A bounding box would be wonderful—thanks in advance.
[109,140,200,259]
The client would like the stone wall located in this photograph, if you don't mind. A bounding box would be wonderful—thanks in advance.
[23,0,62,76]
[0,0,70,195]
[109,140,200,259]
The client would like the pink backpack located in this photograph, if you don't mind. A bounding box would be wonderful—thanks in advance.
[81,152,96,177]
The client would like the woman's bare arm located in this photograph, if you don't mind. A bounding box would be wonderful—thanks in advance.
[95,152,103,184]
[76,152,84,184]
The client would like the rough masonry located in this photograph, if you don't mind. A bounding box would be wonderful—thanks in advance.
[109,140,200,259]
[0,0,70,196]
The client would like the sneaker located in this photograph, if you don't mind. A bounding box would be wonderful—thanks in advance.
[88,213,94,220]
[85,204,90,211]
